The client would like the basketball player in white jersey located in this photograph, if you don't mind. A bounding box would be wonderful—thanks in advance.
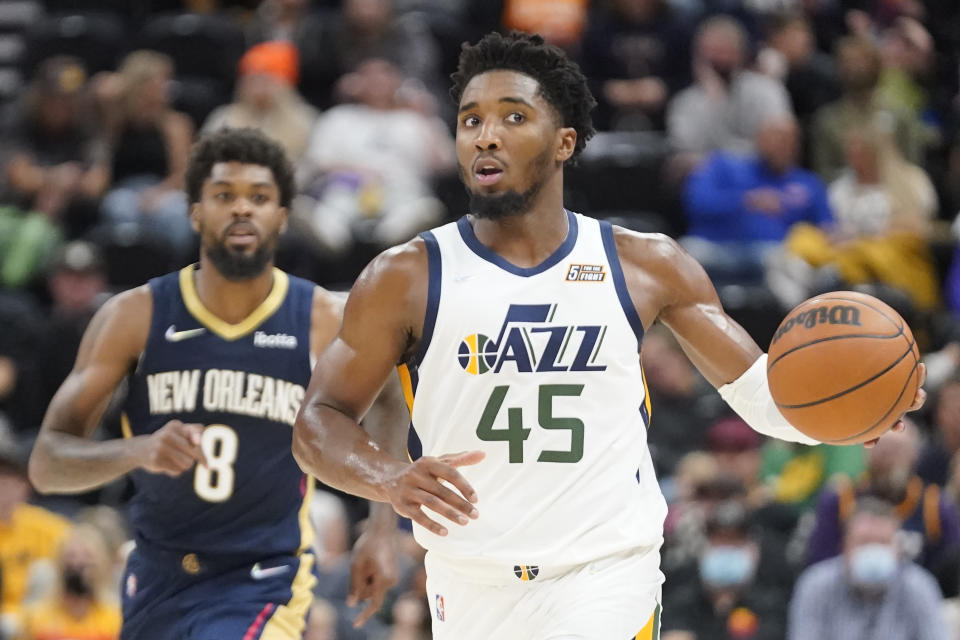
[292,32,926,639]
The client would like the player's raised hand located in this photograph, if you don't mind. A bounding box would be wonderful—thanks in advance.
[136,420,208,475]
[347,524,398,628]
[384,450,485,536]
[864,363,927,449]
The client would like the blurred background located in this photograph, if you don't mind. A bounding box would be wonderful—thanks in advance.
[1,0,960,638]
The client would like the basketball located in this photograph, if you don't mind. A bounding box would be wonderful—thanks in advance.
[766,291,921,445]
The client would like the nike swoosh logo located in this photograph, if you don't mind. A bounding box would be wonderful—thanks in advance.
[164,325,206,342]
[250,563,290,580]
[454,274,474,282]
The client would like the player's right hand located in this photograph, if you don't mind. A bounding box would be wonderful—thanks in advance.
[136,420,208,476]
[384,451,485,536]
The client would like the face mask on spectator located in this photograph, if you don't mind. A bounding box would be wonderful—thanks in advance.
[849,543,898,588]
[699,545,755,588]
[63,565,93,597]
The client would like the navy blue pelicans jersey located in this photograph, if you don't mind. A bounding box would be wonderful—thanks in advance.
[121,265,315,558]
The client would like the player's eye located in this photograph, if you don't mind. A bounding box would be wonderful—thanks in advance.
[462,115,480,127]
[507,112,525,124]
[215,192,232,201]
[251,194,269,205]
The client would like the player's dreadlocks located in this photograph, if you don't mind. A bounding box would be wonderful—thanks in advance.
[185,127,296,208]
[450,31,596,161]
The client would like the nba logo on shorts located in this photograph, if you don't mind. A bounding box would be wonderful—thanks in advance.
[125,573,137,598]
[435,594,445,621]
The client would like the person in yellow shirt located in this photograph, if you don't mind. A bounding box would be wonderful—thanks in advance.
[17,524,121,640]
[0,436,71,622]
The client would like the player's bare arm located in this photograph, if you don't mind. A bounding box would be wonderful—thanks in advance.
[293,240,483,536]
[612,227,924,440]
[29,287,206,494]
[309,285,404,625]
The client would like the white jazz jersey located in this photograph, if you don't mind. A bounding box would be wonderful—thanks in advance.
[401,211,667,567]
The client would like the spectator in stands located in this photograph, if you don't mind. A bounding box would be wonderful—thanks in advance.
[38,241,110,412]
[642,325,726,479]
[246,0,314,44]
[788,498,949,640]
[779,121,940,311]
[810,35,929,181]
[1,56,108,239]
[299,57,454,260]
[662,501,787,640]
[706,417,766,508]
[295,0,443,111]
[877,17,935,120]
[759,437,865,516]
[681,115,832,286]
[203,41,318,163]
[501,0,589,50]
[0,427,71,627]
[0,294,47,434]
[17,524,121,640]
[666,15,793,160]
[806,420,960,589]
[756,13,840,128]
[96,50,195,257]
[579,0,694,131]
[917,377,960,487]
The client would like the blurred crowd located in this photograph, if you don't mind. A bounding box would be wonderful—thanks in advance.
[1,0,960,638]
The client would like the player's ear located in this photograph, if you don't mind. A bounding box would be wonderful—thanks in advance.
[278,206,288,235]
[555,127,576,164]
[189,202,202,233]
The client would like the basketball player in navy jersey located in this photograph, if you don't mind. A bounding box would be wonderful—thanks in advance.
[290,33,927,639]
[29,128,404,639]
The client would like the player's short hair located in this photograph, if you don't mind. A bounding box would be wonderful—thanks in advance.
[185,128,295,208]
[450,31,596,161]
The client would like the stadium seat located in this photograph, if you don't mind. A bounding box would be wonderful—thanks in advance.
[21,11,125,75]
[137,12,244,87]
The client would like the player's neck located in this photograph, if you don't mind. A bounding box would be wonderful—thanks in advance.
[469,181,568,268]
[192,259,277,324]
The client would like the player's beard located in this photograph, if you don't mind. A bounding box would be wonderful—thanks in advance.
[464,147,553,220]
[203,228,279,281]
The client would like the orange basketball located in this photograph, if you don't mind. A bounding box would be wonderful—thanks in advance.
[766,291,921,445]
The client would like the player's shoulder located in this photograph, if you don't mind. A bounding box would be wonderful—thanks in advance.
[353,236,429,297]
[310,285,346,325]
[93,284,153,331]
[610,226,687,272]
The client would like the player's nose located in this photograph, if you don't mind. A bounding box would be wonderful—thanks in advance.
[474,120,502,151]
[231,196,254,217]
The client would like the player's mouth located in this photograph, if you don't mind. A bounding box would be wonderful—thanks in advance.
[224,223,259,248]
[474,159,505,186]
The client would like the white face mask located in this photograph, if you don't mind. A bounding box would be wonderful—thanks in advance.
[849,543,898,588]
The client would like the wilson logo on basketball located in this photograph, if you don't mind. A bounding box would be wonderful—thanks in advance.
[770,305,862,346]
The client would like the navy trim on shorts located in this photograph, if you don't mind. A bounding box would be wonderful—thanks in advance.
[599,220,645,348]
[456,209,579,277]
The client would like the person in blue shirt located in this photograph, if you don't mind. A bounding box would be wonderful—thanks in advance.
[681,115,833,286]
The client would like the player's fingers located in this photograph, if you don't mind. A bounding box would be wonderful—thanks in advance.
[891,420,905,433]
[918,362,927,387]
[422,480,479,520]
[440,450,486,468]
[157,449,196,475]
[427,458,481,505]
[180,423,209,467]
[399,497,448,536]
[163,432,207,468]
[908,387,927,412]
[353,585,386,628]
[863,437,880,448]
[347,558,372,607]
[418,489,473,525]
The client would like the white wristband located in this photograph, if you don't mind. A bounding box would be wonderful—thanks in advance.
[717,354,820,446]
